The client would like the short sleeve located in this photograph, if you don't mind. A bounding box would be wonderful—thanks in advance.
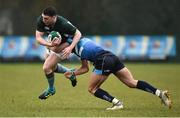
[60,17,77,35]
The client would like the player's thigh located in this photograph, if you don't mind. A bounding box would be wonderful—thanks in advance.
[88,72,109,92]
[49,43,69,53]
[45,52,49,59]
[44,53,60,69]
[114,67,137,87]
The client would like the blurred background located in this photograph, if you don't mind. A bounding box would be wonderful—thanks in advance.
[0,0,179,62]
[0,0,180,117]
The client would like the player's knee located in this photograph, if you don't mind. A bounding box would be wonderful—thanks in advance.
[43,64,52,73]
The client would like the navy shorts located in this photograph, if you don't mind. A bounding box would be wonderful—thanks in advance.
[93,50,125,76]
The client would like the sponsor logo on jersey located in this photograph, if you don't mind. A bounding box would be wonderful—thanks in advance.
[44,26,50,30]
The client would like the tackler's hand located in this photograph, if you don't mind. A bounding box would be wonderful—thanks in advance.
[64,70,77,87]
[61,46,72,59]
[64,70,76,79]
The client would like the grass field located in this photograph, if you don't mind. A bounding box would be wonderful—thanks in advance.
[0,63,180,117]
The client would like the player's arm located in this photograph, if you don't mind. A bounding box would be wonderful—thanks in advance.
[64,60,89,78]
[50,42,70,53]
[62,29,81,58]
[67,29,81,52]
[36,30,57,47]
[74,59,89,75]
[60,17,82,58]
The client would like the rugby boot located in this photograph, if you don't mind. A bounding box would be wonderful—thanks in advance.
[159,90,172,109]
[68,69,77,87]
[39,87,56,100]
[106,101,123,110]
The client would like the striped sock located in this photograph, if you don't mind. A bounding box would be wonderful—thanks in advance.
[137,80,157,94]
[94,88,114,103]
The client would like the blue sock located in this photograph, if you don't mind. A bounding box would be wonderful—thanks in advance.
[137,80,157,94]
[54,64,70,73]
[94,88,114,103]
[45,73,55,90]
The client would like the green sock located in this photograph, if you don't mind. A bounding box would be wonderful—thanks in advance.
[45,72,55,90]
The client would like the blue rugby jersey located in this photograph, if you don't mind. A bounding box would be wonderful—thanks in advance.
[67,37,104,62]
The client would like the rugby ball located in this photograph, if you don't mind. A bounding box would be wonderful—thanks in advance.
[48,31,61,42]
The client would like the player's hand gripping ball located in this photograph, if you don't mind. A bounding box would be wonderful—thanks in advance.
[48,31,61,42]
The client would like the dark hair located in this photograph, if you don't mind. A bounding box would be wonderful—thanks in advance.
[42,6,57,16]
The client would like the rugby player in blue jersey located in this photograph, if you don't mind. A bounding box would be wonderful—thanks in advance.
[54,37,172,110]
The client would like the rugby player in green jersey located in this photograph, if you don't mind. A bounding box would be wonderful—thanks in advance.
[35,6,81,99]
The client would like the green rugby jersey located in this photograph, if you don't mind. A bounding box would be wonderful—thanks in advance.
[36,15,77,43]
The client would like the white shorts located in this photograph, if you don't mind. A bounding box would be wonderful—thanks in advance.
[46,49,64,60]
